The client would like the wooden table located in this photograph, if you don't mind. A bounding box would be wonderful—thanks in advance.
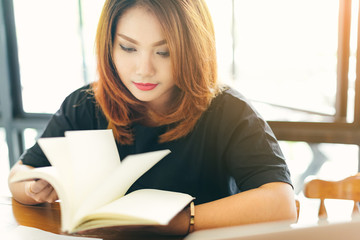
[0,196,183,240]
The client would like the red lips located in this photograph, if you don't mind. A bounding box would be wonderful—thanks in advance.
[133,82,158,91]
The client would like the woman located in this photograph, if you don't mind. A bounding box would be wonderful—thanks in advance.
[8,0,297,236]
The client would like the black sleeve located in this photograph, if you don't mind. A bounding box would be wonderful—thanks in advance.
[215,90,292,191]
[20,85,103,167]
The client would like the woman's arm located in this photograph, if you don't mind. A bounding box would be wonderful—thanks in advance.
[8,161,58,205]
[161,181,296,235]
[194,182,297,230]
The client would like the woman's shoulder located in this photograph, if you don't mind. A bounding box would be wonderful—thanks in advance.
[48,83,106,131]
[209,85,255,113]
[200,84,268,130]
[55,83,100,122]
[65,83,94,100]
[61,83,96,108]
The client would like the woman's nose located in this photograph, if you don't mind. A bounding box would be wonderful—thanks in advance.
[136,53,155,77]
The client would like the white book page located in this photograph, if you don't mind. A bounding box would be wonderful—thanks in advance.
[37,137,72,187]
[37,137,74,207]
[73,150,171,224]
[64,130,121,211]
[82,189,193,226]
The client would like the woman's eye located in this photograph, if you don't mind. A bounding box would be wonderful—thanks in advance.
[157,51,170,57]
[120,44,136,53]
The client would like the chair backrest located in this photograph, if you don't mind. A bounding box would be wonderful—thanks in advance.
[295,199,300,222]
[303,173,360,220]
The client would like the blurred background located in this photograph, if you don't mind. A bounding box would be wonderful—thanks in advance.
[1,0,359,224]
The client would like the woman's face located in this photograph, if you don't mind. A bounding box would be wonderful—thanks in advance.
[113,6,175,112]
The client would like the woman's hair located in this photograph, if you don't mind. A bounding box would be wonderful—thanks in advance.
[93,0,219,144]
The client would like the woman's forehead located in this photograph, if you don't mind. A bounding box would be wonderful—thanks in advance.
[115,6,166,45]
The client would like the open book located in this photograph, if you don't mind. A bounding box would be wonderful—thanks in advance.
[10,129,193,233]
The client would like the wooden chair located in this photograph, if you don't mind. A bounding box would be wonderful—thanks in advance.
[295,199,300,222]
[303,173,360,220]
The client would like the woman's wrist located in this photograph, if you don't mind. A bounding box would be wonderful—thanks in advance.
[187,201,195,234]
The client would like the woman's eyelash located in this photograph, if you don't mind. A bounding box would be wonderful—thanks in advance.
[119,44,169,57]
[157,51,170,57]
[120,44,136,52]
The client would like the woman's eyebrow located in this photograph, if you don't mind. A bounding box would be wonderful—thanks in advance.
[117,33,167,46]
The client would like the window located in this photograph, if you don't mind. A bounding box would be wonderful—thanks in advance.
[12,0,360,125]
[230,0,360,146]
[206,0,360,145]
[12,0,104,114]
[0,0,105,167]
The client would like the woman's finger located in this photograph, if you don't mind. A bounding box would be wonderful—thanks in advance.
[25,180,57,203]
[30,179,50,193]
[32,184,53,202]
[46,188,59,203]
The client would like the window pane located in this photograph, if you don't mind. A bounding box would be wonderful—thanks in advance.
[234,0,340,122]
[79,0,105,84]
[24,128,39,150]
[13,0,86,113]
[206,0,234,83]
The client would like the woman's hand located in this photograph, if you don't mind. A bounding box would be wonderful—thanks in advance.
[24,179,58,203]
[9,161,58,205]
